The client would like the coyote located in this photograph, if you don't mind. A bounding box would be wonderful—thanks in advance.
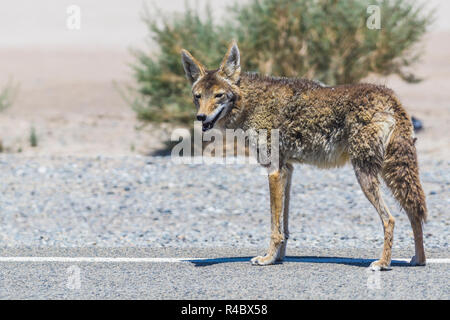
[181,42,427,270]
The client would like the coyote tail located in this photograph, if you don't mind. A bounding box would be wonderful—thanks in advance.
[382,107,427,223]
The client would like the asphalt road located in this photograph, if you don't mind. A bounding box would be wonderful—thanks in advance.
[0,247,448,299]
[0,156,448,299]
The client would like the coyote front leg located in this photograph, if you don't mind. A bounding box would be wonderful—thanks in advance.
[251,166,289,266]
[277,163,293,261]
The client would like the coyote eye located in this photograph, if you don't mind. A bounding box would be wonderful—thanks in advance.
[215,93,224,98]
[194,93,201,99]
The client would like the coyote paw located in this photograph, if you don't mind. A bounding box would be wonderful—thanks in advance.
[369,260,391,271]
[251,255,277,266]
[410,255,426,266]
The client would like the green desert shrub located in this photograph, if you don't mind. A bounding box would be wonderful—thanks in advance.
[0,80,19,152]
[129,0,434,125]
[29,126,38,147]
[0,79,19,112]
[126,4,233,124]
[234,0,434,84]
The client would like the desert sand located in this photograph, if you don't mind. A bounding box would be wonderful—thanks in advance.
[0,0,448,160]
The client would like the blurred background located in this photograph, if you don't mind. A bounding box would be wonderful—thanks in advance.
[0,0,448,160]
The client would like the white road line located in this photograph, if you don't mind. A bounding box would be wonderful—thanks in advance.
[392,258,450,264]
[0,257,448,263]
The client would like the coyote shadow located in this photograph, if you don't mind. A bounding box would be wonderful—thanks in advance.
[188,256,412,268]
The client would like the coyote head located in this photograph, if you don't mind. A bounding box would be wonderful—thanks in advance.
[181,41,241,132]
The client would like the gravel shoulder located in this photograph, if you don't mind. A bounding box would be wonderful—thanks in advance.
[0,155,447,250]
[0,156,448,300]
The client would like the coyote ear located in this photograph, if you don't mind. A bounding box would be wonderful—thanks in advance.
[181,49,206,85]
[219,41,241,83]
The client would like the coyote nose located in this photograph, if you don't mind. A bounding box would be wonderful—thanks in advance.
[197,114,207,122]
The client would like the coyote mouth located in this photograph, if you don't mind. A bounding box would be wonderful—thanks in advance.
[202,105,225,132]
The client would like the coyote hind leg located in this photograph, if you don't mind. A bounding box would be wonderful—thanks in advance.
[353,165,395,271]
[407,215,426,266]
